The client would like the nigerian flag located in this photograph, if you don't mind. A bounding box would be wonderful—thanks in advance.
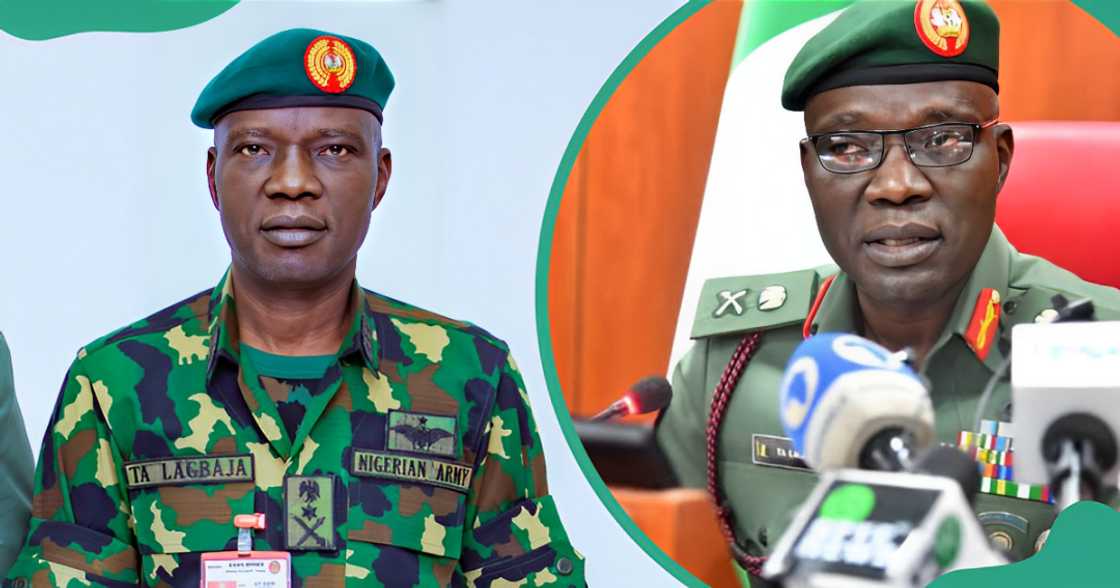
[670,1,856,365]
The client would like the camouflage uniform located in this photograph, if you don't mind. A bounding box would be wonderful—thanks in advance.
[6,270,584,587]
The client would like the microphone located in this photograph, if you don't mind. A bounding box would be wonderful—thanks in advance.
[913,445,982,506]
[1010,319,1120,508]
[764,336,1007,587]
[589,376,672,422]
[778,333,935,472]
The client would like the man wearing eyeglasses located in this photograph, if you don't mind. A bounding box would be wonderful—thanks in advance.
[655,0,1120,584]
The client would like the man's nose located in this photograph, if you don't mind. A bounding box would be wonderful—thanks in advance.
[863,138,934,206]
[265,147,323,199]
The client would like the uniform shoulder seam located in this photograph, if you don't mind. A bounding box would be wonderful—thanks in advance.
[77,289,213,361]
[362,289,510,351]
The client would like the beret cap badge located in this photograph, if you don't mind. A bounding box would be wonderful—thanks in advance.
[304,35,357,93]
[915,0,971,57]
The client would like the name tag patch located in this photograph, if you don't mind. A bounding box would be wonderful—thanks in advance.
[351,449,472,493]
[285,475,335,551]
[124,454,253,489]
[386,410,458,458]
[752,434,810,471]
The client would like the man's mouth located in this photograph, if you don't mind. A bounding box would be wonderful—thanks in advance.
[862,224,942,268]
[260,215,327,248]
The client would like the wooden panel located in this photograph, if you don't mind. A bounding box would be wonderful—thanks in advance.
[549,0,742,418]
[611,487,741,588]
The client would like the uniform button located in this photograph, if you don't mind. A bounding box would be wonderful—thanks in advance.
[1002,300,1018,315]
[556,557,574,576]
[988,531,1013,552]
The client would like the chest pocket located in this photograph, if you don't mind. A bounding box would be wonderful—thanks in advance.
[125,454,257,555]
[346,455,471,559]
[344,471,469,586]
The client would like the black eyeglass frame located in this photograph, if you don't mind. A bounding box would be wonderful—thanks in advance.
[804,119,1001,174]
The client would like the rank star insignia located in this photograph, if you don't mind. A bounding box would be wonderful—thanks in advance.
[914,0,970,57]
[757,285,787,311]
[387,410,458,458]
[304,35,357,93]
[714,289,749,318]
[285,475,335,551]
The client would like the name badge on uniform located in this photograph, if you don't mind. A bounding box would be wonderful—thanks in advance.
[752,434,811,471]
[123,454,254,489]
[351,449,473,493]
[202,514,290,588]
[201,551,291,588]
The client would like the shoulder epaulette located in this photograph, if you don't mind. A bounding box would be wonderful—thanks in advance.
[691,267,835,339]
[1002,284,1120,330]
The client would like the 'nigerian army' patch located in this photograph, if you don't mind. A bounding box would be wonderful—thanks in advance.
[752,434,811,471]
[386,410,458,457]
[124,454,253,489]
[351,449,473,493]
[285,475,335,551]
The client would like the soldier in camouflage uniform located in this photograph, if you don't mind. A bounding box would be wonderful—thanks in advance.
[656,1,1120,586]
[7,28,583,587]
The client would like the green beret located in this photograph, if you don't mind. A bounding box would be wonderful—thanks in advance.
[782,0,999,111]
[191,28,395,129]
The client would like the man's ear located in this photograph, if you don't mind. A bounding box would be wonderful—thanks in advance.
[993,124,1014,196]
[207,147,220,210]
[372,147,393,211]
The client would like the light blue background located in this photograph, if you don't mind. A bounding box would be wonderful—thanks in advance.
[0,1,685,585]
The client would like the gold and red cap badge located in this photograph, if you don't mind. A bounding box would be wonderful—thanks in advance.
[914,0,971,58]
[304,35,357,94]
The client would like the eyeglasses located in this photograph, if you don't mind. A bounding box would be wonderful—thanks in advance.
[805,119,999,174]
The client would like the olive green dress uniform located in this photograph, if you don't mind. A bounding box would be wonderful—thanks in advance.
[0,332,34,577]
[659,228,1120,572]
[657,2,1120,578]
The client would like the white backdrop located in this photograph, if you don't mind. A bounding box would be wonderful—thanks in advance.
[0,1,686,585]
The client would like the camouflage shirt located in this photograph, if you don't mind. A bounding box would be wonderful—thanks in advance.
[6,270,585,587]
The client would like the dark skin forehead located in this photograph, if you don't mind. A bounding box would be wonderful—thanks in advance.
[804,80,999,132]
[214,107,380,150]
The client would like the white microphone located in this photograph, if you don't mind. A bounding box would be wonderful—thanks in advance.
[779,333,935,472]
[1011,320,1120,508]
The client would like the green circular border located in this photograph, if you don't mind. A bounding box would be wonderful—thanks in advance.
[533,2,713,585]
[534,1,1119,586]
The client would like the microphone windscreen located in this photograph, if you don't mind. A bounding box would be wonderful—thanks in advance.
[626,376,673,414]
[780,333,932,469]
[914,445,981,505]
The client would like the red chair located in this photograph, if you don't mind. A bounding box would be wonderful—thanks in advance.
[995,121,1120,289]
